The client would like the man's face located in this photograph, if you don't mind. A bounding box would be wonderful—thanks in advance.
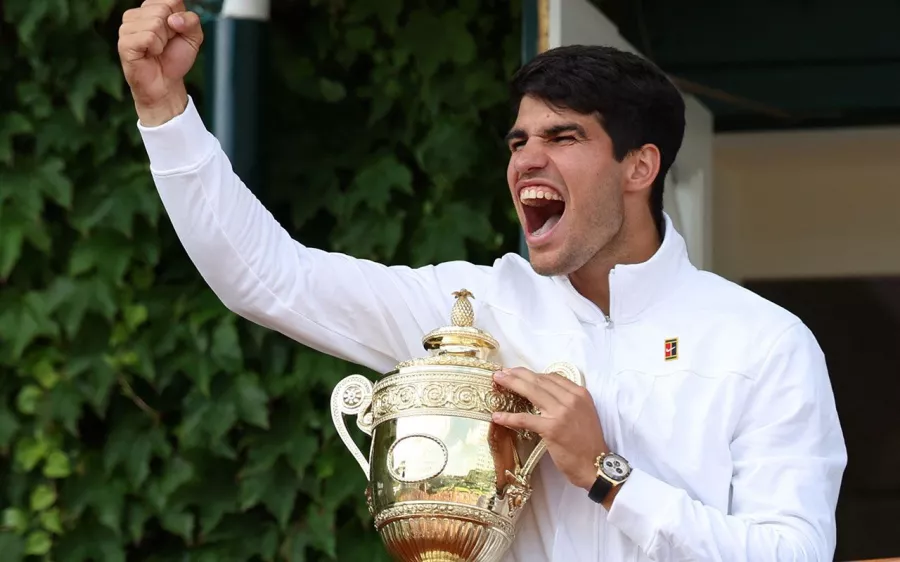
[506,95,625,276]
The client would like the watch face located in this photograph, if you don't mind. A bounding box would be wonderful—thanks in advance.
[600,453,631,482]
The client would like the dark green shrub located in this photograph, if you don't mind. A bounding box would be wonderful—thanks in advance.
[0,0,520,559]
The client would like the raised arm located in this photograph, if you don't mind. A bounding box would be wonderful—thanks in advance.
[118,0,490,373]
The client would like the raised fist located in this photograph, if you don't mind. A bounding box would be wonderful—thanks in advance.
[118,0,204,125]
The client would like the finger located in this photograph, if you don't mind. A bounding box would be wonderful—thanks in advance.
[534,371,582,404]
[125,0,180,25]
[491,412,548,433]
[119,18,171,49]
[124,1,177,22]
[493,368,556,410]
[167,10,203,48]
[142,0,186,12]
[122,7,142,23]
[539,371,585,397]
[123,6,179,45]
[493,368,565,411]
[118,30,166,61]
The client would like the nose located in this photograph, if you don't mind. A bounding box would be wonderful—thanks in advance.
[512,139,549,176]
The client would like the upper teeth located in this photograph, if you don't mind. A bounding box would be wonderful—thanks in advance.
[520,187,563,204]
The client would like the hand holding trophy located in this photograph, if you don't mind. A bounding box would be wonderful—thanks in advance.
[330,290,584,562]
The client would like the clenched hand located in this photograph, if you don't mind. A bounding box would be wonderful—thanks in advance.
[117,0,204,126]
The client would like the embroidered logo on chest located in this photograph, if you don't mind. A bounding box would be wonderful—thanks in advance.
[664,338,678,361]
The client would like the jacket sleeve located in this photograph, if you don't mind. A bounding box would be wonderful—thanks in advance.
[606,322,847,561]
[138,97,491,374]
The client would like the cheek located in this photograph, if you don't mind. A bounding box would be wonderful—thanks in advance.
[506,157,518,188]
[556,159,596,202]
[567,159,614,198]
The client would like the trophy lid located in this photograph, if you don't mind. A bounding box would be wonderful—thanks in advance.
[422,289,498,353]
[394,290,500,370]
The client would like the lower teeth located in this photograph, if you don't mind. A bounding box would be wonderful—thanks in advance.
[532,214,561,236]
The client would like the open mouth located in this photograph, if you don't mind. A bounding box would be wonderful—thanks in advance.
[519,186,566,238]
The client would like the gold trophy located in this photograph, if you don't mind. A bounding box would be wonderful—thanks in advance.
[330,290,584,562]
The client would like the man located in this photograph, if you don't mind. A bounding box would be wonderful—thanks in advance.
[119,1,847,560]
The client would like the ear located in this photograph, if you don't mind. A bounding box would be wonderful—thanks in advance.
[623,144,661,194]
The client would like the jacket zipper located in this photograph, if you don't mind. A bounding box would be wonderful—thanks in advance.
[597,269,618,562]
[606,271,637,562]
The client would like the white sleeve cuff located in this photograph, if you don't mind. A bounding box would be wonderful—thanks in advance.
[137,96,218,173]
[606,467,678,551]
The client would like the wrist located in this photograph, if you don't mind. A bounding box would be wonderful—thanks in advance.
[578,465,599,491]
[135,85,189,127]
[580,444,610,491]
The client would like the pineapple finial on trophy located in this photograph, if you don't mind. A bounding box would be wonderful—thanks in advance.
[451,289,475,327]
[419,288,498,360]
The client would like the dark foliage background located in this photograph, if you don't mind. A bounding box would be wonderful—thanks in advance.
[0,0,522,559]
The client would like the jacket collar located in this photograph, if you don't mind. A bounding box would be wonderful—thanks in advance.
[552,213,695,326]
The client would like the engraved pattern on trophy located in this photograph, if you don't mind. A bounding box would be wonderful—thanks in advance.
[375,502,515,538]
[375,502,516,561]
[329,290,585,562]
[370,370,531,426]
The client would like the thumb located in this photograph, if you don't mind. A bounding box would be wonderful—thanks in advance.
[167,11,203,49]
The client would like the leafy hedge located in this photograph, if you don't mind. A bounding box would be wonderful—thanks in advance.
[0,0,521,560]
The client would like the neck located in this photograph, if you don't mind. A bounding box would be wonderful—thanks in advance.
[568,211,661,315]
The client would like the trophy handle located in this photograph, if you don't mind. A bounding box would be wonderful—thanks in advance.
[330,374,375,477]
[519,361,585,478]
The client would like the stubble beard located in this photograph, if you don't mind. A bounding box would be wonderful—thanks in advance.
[529,187,624,278]
[529,243,586,277]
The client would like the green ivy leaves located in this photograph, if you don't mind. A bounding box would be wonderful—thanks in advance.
[0,482,62,558]
[1,0,521,560]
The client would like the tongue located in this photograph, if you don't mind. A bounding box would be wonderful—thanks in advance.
[532,213,561,237]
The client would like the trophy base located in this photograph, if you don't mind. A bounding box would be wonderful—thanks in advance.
[376,501,514,562]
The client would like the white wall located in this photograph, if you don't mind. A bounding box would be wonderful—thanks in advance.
[713,127,900,281]
[221,0,270,19]
[548,0,635,54]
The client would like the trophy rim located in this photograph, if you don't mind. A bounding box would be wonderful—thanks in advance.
[422,325,499,351]
[391,355,502,372]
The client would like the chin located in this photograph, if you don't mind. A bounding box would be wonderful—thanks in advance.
[527,239,597,277]
[527,249,573,277]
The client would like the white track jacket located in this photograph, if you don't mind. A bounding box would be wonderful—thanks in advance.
[138,97,847,562]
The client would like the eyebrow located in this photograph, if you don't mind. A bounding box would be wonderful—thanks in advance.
[504,123,588,144]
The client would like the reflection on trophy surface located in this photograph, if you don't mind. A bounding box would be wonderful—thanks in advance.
[331,290,584,562]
